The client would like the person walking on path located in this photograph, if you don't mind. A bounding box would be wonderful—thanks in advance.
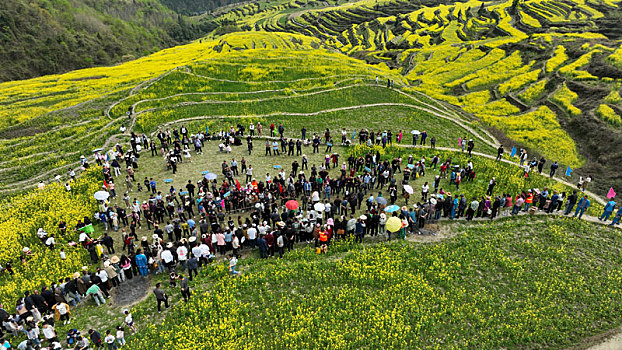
[599,199,617,222]
[153,283,169,312]
[564,191,578,215]
[610,207,622,226]
[574,195,590,219]
[495,145,503,161]
[549,161,559,178]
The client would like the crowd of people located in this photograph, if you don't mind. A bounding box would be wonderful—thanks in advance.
[3,122,619,349]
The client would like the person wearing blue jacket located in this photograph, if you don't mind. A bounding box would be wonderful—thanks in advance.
[134,249,148,276]
[599,200,616,222]
[610,207,622,226]
[574,196,590,219]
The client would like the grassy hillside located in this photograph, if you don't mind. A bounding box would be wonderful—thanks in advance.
[203,0,622,194]
[0,0,214,81]
[0,32,501,193]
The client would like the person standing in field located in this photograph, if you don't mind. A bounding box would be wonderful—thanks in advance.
[153,283,169,312]
[179,274,190,302]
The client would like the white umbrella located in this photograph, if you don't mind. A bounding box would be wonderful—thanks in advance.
[314,202,325,211]
[311,191,320,202]
[94,191,110,201]
[410,130,420,135]
[403,185,414,194]
[204,173,217,180]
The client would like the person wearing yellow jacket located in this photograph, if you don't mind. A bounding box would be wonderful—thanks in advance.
[52,301,71,325]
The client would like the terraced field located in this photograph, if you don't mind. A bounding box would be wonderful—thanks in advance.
[0,32,497,193]
[204,0,622,193]
[3,0,622,193]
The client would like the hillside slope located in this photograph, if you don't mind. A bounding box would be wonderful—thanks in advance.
[0,0,213,81]
[204,0,622,193]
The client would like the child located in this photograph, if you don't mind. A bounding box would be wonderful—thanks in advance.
[228,254,239,276]
[123,310,136,334]
[116,326,126,347]
[169,271,178,287]
[59,248,66,260]
[104,330,117,350]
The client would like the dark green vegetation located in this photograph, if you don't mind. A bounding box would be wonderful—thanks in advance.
[160,0,244,15]
[0,0,218,81]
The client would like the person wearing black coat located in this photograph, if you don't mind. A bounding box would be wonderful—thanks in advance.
[23,291,34,311]
[31,290,48,313]
[41,286,56,309]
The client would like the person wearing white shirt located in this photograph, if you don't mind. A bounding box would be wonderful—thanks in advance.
[177,245,188,270]
[45,235,56,249]
[79,231,89,243]
[247,225,257,248]
[246,166,253,183]
[36,228,47,241]
[232,236,240,258]
[97,269,108,283]
[191,245,202,263]
[41,323,56,343]
[256,223,265,236]
[199,243,211,263]
[104,330,117,349]
[160,248,174,269]
[379,213,387,236]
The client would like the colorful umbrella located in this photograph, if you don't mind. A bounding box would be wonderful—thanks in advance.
[386,217,402,232]
[385,205,400,213]
[285,200,299,210]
